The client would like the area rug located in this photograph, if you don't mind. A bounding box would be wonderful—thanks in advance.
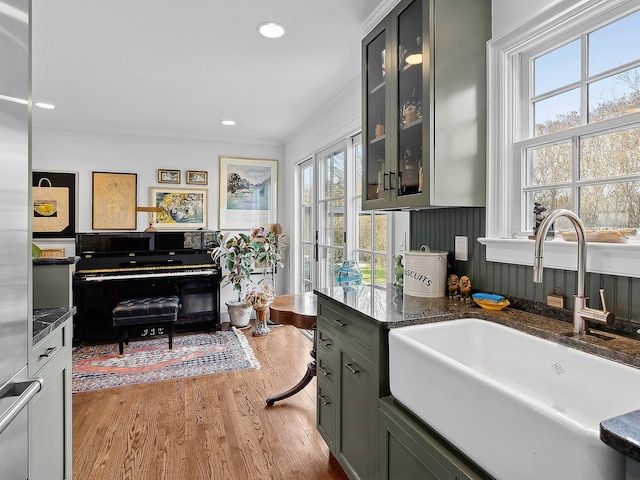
[72,328,260,393]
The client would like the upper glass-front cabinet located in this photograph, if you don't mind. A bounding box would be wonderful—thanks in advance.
[362,0,491,210]
[397,0,424,199]
[364,28,388,204]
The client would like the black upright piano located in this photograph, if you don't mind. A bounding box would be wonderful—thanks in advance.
[73,231,221,342]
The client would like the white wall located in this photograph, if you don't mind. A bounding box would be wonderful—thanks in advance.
[492,0,559,38]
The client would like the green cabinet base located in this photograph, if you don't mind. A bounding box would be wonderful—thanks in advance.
[379,397,493,480]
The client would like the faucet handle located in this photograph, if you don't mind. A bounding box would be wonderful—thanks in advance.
[599,288,607,311]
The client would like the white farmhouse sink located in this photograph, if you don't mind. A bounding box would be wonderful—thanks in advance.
[389,318,640,480]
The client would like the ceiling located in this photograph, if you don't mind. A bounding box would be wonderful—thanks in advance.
[31,0,391,145]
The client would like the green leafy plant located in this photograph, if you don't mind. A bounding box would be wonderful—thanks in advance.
[211,232,256,304]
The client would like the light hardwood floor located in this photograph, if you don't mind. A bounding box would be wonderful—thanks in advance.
[72,325,349,480]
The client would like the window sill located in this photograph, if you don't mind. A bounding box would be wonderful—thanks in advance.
[478,237,640,279]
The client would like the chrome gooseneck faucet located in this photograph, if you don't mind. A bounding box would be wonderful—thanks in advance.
[533,209,615,334]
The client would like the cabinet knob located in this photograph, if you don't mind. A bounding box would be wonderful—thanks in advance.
[334,319,347,328]
[318,366,331,377]
[319,395,331,406]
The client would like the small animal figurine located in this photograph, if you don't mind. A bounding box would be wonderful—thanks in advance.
[459,275,472,300]
[533,202,548,236]
[447,274,459,298]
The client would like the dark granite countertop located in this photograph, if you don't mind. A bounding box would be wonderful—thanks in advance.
[314,284,640,464]
[33,256,79,265]
[33,306,76,345]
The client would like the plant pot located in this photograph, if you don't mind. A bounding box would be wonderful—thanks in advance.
[252,306,271,336]
[225,300,252,329]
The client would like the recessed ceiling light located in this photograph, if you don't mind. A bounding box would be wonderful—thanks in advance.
[258,21,286,39]
[0,94,28,105]
[35,102,55,109]
[222,120,236,126]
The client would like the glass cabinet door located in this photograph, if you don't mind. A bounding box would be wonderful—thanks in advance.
[364,29,387,203]
[396,0,424,198]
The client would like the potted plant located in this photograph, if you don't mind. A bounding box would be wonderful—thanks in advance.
[244,280,276,336]
[250,223,287,287]
[211,232,256,328]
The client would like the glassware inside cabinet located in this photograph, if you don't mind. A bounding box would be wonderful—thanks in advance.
[366,30,387,201]
[397,0,423,197]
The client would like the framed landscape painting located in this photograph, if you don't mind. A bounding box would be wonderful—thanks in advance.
[150,187,208,229]
[218,156,278,230]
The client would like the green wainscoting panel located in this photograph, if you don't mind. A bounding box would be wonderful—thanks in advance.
[410,207,639,324]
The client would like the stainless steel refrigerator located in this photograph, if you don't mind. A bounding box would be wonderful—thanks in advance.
[0,1,42,478]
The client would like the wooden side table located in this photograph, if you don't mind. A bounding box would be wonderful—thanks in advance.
[266,293,317,406]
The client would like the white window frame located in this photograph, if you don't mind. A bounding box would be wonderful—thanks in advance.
[479,0,640,278]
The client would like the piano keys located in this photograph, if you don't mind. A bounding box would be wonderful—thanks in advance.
[73,231,221,342]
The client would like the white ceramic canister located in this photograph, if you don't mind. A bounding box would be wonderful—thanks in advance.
[403,245,448,298]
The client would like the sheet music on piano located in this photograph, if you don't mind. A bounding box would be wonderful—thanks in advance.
[73,231,221,342]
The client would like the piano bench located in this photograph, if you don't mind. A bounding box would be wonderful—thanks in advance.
[112,296,180,357]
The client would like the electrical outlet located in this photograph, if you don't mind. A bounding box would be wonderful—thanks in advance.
[454,236,468,261]
[547,294,565,308]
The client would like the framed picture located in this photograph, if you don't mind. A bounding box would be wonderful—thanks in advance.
[150,187,208,230]
[158,169,181,184]
[92,172,137,230]
[32,170,78,239]
[186,170,208,185]
[218,156,278,230]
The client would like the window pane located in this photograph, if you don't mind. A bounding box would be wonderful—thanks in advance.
[332,150,345,197]
[359,251,372,284]
[332,199,345,247]
[355,142,363,197]
[302,165,312,204]
[534,40,580,96]
[589,10,640,76]
[373,213,387,251]
[580,127,640,179]
[534,88,581,135]
[359,212,372,250]
[527,142,572,186]
[525,189,572,231]
[374,254,386,286]
[302,206,312,242]
[303,244,312,282]
[580,182,640,228]
[588,66,640,122]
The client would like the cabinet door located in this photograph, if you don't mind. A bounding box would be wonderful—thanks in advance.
[30,363,70,480]
[317,384,337,450]
[363,21,391,209]
[339,344,376,480]
[362,0,431,211]
[394,0,429,209]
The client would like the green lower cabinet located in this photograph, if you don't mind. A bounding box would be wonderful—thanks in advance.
[379,397,493,480]
[316,298,386,480]
[338,344,376,480]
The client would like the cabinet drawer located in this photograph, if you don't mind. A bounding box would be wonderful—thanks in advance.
[31,325,66,373]
[317,385,337,450]
[318,301,374,354]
